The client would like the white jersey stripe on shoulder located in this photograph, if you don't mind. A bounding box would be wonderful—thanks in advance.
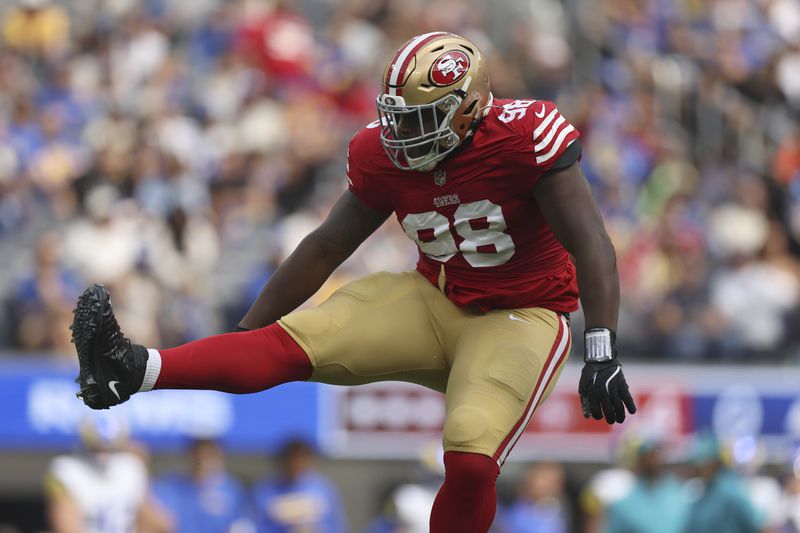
[536,125,576,164]
[534,115,566,152]
[388,32,447,89]
[533,108,559,138]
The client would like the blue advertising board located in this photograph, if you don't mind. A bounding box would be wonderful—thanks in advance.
[0,357,321,453]
[3,358,800,461]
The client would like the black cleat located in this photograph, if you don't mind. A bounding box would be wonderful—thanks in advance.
[70,284,148,410]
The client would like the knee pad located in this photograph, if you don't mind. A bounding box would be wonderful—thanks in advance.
[444,405,490,445]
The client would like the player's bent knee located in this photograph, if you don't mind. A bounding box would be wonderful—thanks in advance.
[444,405,490,446]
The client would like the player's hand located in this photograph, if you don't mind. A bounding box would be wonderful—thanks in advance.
[578,360,636,424]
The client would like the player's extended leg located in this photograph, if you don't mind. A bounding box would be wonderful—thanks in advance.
[72,271,448,410]
[277,271,450,391]
[429,307,572,533]
[72,284,313,409]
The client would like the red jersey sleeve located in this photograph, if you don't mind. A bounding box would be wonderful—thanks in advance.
[530,101,581,170]
[346,129,393,213]
[505,100,581,187]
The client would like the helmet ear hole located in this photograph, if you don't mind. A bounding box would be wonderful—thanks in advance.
[448,90,485,141]
[463,100,478,115]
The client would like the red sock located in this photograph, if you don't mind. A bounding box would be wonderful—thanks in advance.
[154,323,312,393]
[430,451,500,533]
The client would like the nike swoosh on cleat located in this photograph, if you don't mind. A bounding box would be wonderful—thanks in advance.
[535,104,546,118]
[108,380,121,400]
[508,313,532,324]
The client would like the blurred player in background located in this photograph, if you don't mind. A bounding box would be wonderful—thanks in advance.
[728,436,785,532]
[251,437,346,532]
[684,433,764,533]
[44,414,172,533]
[781,459,800,533]
[498,462,569,533]
[604,436,689,533]
[152,438,254,533]
[71,31,635,532]
[363,440,446,533]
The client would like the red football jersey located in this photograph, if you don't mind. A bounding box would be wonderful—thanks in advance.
[347,98,581,313]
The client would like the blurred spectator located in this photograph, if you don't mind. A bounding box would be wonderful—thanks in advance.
[578,432,672,533]
[363,441,445,533]
[498,462,569,533]
[707,199,800,357]
[605,436,690,533]
[362,482,407,533]
[684,433,764,533]
[62,185,142,285]
[579,464,635,533]
[773,128,800,185]
[145,206,220,291]
[364,483,438,533]
[234,0,316,88]
[780,460,800,533]
[2,0,69,60]
[728,435,786,531]
[152,438,254,533]
[252,437,347,533]
[6,230,81,353]
[44,414,172,533]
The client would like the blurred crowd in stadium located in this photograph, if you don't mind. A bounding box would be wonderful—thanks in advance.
[30,418,800,533]
[1,0,800,362]
[2,2,800,532]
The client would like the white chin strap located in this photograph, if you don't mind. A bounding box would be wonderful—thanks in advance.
[418,161,438,171]
[482,93,494,117]
[406,154,439,171]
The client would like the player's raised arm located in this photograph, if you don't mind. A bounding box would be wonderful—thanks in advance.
[238,190,391,330]
[533,162,636,424]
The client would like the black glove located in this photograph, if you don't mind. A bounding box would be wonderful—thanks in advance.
[578,328,636,424]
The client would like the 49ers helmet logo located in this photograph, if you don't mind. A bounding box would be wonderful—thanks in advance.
[429,50,470,86]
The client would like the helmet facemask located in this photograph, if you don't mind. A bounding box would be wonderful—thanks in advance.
[377,93,462,171]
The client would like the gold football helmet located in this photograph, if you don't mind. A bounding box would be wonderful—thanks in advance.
[377,32,492,171]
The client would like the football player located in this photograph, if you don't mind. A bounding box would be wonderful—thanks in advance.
[45,415,172,533]
[71,32,636,532]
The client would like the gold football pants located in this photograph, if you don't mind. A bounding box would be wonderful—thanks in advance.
[278,271,571,464]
